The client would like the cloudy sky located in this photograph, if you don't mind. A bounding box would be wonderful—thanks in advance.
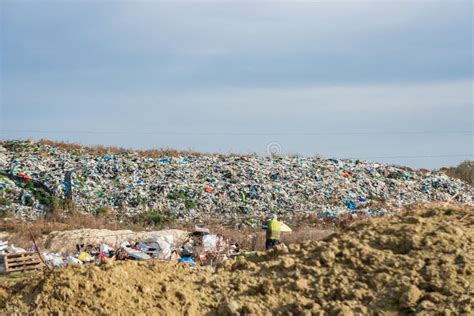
[1,1,472,168]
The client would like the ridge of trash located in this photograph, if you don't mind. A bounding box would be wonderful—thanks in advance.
[0,140,472,224]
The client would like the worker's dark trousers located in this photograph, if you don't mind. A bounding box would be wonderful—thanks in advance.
[265,239,279,250]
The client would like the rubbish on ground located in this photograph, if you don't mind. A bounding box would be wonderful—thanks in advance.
[0,226,238,273]
[43,253,64,267]
[122,247,151,261]
[280,223,292,232]
[177,256,195,267]
[1,140,472,224]
[202,234,218,252]
[64,256,82,265]
[78,252,93,263]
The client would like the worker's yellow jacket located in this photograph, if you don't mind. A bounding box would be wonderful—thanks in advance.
[266,219,281,240]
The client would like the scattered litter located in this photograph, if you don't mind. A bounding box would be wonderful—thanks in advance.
[78,252,93,263]
[123,247,151,261]
[177,256,195,267]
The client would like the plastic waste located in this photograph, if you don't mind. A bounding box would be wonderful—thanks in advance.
[99,244,112,256]
[345,200,357,210]
[123,247,150,260]
[64,256,82,265]
[4,246,26,254]
[43,253,64,267]
[177,257,195,267]
[78,252,94,263]
[0,140,472,224]
[202,234,218,252]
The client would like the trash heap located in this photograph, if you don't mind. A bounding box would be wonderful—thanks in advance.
[0,140,472,223]
[0,228,237,273]
[2,204,472,314]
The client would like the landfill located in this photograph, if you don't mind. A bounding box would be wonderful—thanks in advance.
[0,140,472,224]
[1,203,472,315]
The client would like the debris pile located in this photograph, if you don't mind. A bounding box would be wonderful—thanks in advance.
[0,228,237,273]
[1,140,472,223]
[2,204,472,314]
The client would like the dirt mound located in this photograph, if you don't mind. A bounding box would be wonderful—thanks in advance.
[2,203,473,315]
[3,261,214,315]
[44,228,188,253]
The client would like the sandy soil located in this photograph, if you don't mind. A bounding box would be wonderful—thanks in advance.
[1,203,472,315]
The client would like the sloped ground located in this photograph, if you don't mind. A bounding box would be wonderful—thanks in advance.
[1,203,473,315]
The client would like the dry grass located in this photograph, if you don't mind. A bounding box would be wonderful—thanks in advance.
[0,210,151,249]
[35,139,205,158]
[6,139,244,158]
[441,160,474,186]
[201,225,334,251]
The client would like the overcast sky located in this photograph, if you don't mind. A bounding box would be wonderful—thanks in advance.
[1,1,472,168]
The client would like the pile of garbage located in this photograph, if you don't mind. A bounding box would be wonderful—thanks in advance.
[0,140,472,223]
[2,203,472,314]
[0,227,236,273]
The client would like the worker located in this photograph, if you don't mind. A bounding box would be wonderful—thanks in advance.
[263,214,281,250]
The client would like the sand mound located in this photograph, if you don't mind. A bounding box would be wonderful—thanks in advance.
[2,204,473,315]
[44,229,188,253]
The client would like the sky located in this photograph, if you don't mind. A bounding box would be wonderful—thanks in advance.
[1,0,472,169]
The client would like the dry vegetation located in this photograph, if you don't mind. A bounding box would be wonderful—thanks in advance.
[0,212,130,249]
[34,139,243,158]
[441,160,474,186]
[211,226,333,251]
[37,139,204,157]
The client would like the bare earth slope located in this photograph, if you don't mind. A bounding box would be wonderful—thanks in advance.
[2,203,473,315]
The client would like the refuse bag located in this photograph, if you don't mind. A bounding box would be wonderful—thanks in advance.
[202,234,218,252]
[123,247,150,260]
[43,253,64,267]
[177,257,195,267]
[64,256,82,265]
[145,239,172,260]
[78,252,93,263]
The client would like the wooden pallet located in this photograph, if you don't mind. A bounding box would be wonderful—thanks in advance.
[1,253,45,273]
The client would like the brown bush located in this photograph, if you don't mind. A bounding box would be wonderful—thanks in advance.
[0,210,150,249]
[441,160,474,186]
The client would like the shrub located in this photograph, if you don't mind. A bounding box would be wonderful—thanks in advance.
[167,190,198,209]
[142,210,176,226]
[144,210,164,225]
[32,188,54,206]
[184,198,198,209]
[442,160,474,186]
[95,206,112,216]
[167,190,187,200]
[51,198,74,210]
[0,197,9,207]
